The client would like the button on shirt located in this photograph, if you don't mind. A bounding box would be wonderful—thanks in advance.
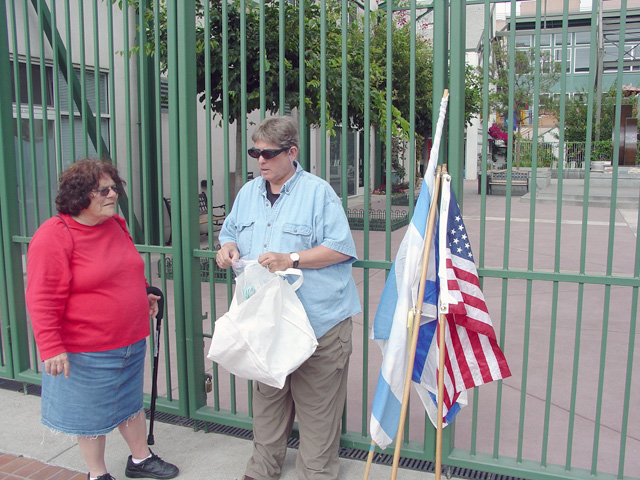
[219,162,361,338]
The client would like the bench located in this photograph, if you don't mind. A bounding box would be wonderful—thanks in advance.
[162,194,226,244]
[488,169,529,195]
[198,192,226,235]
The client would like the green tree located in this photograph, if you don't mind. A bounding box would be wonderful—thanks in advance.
[562,84,637,163]
[143,0,483,195]
[488,38,560,167]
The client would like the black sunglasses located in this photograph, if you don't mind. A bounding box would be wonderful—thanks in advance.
[247,147,289,159]
[92,185,121,197]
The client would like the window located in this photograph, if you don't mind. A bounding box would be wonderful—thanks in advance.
[603,44,620,72]
[556,32,572,46]
[541,49,553,73]
[555,48,572,73]
[10,58,111,235]
[516,35,531,48]
[574,47,591,72]
[539,34,551,47]
[10,60,53,107]
[574,31,591,45]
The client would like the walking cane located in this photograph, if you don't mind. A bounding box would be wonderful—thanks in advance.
[146,286,164,446]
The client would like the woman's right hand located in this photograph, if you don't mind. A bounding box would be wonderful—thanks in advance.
[216,242,240,269]
[44,352,70,378]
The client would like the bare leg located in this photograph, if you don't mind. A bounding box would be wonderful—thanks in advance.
[118,410,150,459]
[77,435,107,478]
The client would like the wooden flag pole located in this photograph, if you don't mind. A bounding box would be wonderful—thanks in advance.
[362,442,376,480]
[435,164,449,480]
[389,166,443,480]
[434,312,447,480]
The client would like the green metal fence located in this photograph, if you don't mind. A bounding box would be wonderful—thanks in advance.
[1,1,639,480]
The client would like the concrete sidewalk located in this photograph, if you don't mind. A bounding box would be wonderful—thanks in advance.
[0,384,430,480]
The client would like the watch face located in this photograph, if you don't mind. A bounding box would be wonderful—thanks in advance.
[291,253,300,262]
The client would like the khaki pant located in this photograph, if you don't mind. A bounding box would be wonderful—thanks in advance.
[244,318,353,480]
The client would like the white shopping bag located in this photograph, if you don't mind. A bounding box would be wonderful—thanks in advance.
[207,265,318,388]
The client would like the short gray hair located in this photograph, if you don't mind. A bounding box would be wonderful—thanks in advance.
[251,116,299,149]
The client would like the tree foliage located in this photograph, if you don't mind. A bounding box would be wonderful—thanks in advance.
[563,84,636,143]
[488,38,560,120]
[487,37,560,166]
[141,0,483,192]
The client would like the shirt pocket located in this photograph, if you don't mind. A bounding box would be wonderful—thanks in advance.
[282,223,313,250]
[235,220,255,255]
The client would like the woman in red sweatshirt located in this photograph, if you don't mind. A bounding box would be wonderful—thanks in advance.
[26,159,178,480]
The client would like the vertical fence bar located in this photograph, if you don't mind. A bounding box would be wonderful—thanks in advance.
[259,0,265,118]
[0,207,10,375]
[278,0,285,113]
[550,2,570,466]
[408,0,416,218]
[78,0,88,157]
[164,0,197,419]
[106,1,117,157]
[36,0,52,216]
[298,0,306,167]
[137,0,152,245]
[63,0,74,162]
[340,0,348,208]
[384,0,392,262]
[320,0,327,180]
[472,0,493,457]
[0,0,30,380]
[121,3,134,231]
[51,0,63,174]
[528,0,545,467]
[153,0,172,403]
[505,0,526,463]
[542,0,570,467]
[360,0,372,439]
[619,191,640,478]
[21,0,40,229]
[8,0,28,234]
[592,0,627,472]
[91,0,101,160]
[448,0,465,201]
[566,0,599,470]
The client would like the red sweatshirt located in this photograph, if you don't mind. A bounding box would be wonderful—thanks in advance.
[26,214,150,360]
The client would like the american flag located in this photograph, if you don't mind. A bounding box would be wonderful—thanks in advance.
[413,177,511,426]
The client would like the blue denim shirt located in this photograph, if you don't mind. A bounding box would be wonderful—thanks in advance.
[219,162,361,338]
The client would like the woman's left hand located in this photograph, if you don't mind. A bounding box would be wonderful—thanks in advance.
[258,252,291,272]
[148,293,161,318]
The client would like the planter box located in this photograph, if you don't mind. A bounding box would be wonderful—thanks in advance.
[158,255,233,284]
[347,208,409,231]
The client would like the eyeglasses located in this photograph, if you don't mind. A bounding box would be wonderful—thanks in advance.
[92,185,121,196]
[247,147,289,159]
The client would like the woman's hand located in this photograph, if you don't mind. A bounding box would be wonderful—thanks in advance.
[148,293,161,318]
[44,353,70,378]
[216,242,240,269]
[258,252,291,272]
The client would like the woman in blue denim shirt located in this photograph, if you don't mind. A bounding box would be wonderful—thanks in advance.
[217,116,361,480]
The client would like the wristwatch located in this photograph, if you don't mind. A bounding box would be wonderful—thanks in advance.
[290,252,300,268]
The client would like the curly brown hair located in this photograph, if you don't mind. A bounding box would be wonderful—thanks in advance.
[55,159,125,215]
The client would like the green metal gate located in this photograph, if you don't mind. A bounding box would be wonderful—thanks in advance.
[1,1,639,480]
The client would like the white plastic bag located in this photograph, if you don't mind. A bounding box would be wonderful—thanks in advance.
[233,260,276,305]
[207,265,318,388]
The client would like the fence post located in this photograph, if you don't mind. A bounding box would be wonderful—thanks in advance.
[167,0,207,416]
[0,0,31,380]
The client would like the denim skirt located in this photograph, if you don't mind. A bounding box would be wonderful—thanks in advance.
[41,339,147,436]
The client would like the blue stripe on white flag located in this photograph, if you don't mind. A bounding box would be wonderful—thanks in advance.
[371,372,402,438]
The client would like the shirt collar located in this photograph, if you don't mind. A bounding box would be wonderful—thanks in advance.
[258,161,303,196]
